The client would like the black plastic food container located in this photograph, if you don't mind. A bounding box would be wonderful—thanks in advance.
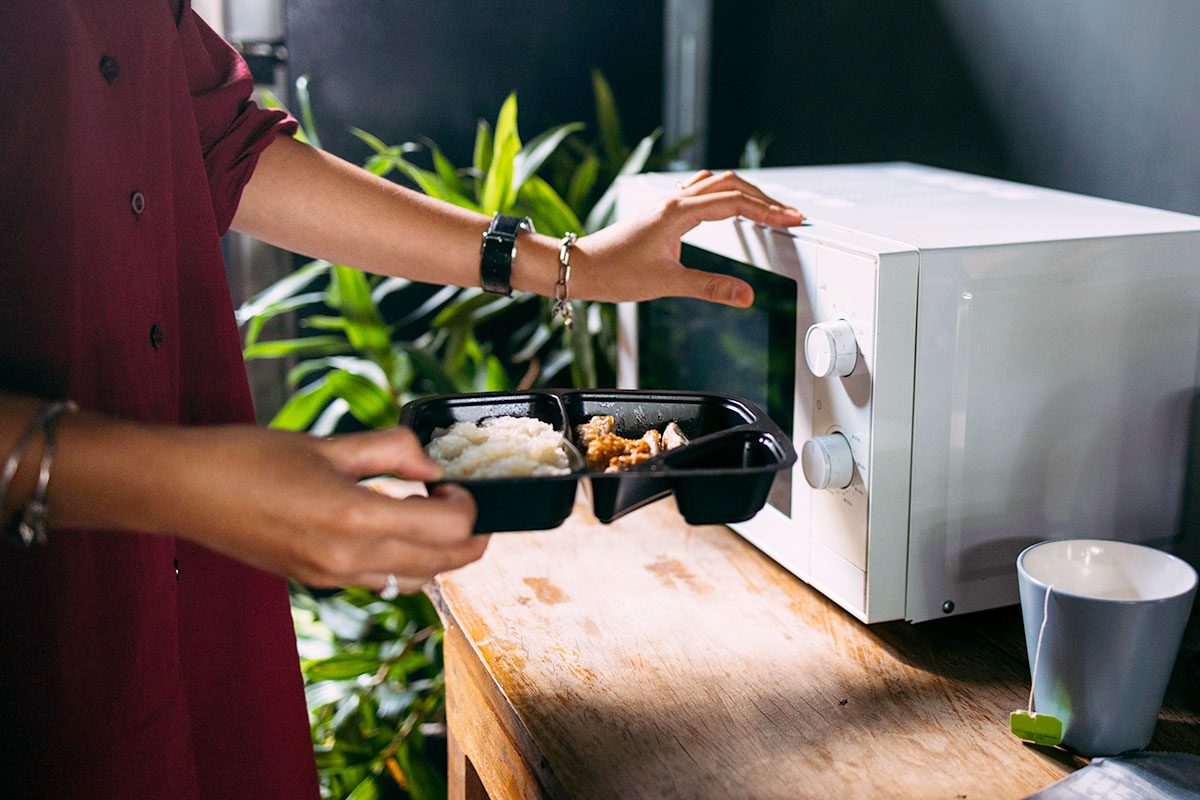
[397,389,797,533]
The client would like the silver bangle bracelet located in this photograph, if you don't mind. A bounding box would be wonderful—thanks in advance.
[553,232,577,330]
[5,400,75,548]
[1,402,62,518]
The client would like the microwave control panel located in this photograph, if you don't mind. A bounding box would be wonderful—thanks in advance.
[803,245,877,575]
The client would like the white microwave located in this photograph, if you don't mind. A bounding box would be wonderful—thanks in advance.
[615,163,1200,623]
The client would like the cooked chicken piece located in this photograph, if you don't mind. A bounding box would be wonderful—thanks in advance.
[662,421,689,450]
[584,419,686,472]
[575,415,615,446]
[605,438,653,472]
[587,432,634,471]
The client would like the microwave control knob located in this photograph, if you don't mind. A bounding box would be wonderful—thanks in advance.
[805,320,858,378]
[801,433,855,490]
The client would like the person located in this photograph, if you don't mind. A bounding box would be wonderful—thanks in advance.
[0,2,805,798]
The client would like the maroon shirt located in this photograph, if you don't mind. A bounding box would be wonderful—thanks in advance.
[0,2,318,797]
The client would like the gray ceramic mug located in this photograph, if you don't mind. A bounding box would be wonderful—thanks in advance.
[1016,539,1197,756]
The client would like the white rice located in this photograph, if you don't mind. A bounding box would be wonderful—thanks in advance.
[426,416,571,479]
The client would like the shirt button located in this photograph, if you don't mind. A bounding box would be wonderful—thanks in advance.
[130,190,145,216]
[150,323,164,349]
[99,54,119,83]
[173,558,180,581]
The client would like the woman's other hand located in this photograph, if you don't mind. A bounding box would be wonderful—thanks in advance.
[169,426,486,595]
[47,413,486,595]
[572,169,805,307]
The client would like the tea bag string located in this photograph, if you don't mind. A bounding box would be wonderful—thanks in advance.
[1028,583,1054,714]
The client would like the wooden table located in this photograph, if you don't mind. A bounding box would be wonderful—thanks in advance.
[431,498,1200,800]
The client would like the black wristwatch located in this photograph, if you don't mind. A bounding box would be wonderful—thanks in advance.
[480,212,535,296]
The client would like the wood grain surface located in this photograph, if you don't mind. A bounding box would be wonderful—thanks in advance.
[433,497,1200,800]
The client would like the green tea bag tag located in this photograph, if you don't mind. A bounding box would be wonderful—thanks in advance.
[1010,582,1063,746]
[1010,710,1063,746]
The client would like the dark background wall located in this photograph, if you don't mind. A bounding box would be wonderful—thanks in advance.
[708,0,1012,178]
[707,0,1200,215]
[286,0,665,167]
[287,0,1199,217]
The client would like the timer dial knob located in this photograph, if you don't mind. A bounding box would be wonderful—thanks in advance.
[801,433,855,490]
[804,320,858,378]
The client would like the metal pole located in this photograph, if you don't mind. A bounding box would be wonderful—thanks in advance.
[663,0,713,169]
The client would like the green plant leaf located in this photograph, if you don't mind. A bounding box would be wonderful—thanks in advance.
[327,266,393,357]
[294,74,322,150]
[311,398,351,437]
[306,679,357,711]
[648,132,699,170]
[517,176,584,237]
[585,127,661,232]
[237,260,331,325]
[393,285,462,328]
[258,88,312,146]
[370,277,412,304]
[242,291,326,348]
[423,138,468,198]
[395,734,447,800]
[286,356,389,390]
[346,775,382,800]
[385,154,480,210]
[269,377,335,430]
[512,321,553,363]
[388,349,415,394]
[244,336,348,360]
[473,119,493,181]
[301,315,348,332]
[481,93,521,213]
[363,154,393,177]
[484,354,510,391]
[328,265,377,319]
[537,348,574,386]
[512,122,585,195]
[316,595,373,639]
[566,153,601,213]
[566,301,597,387]
[327,370,399,429]
[398,345,459,394]
[591,69,625,165]
[430,289,495,328]
[349,126,390,155]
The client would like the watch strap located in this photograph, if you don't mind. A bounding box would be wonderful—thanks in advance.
[480,213,533,296]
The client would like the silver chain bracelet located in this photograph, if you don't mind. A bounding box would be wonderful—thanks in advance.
[553,232,577,330]
[2,400,76,548]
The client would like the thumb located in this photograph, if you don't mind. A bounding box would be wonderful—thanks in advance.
[320,427,443,481]
[673,266,755,308]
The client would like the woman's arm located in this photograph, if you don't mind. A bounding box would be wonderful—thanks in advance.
[231,135,805,307]
[0,394,483,594]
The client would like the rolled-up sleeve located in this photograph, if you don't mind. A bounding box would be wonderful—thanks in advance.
[180,10,298,234]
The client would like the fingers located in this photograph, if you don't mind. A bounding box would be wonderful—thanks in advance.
[678,169,803,221]
[359,482,478,547]
[667,190,805,235]
[676,169,713,189]
[294,483,483,587]
[669,266,754,308]
[318,427,443,482]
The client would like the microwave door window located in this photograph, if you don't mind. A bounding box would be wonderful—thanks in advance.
[638,244,798,515]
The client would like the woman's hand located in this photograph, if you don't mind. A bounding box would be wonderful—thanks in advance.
[165,426,486,594]
[46,408,485,595]
[571,169,805,307]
